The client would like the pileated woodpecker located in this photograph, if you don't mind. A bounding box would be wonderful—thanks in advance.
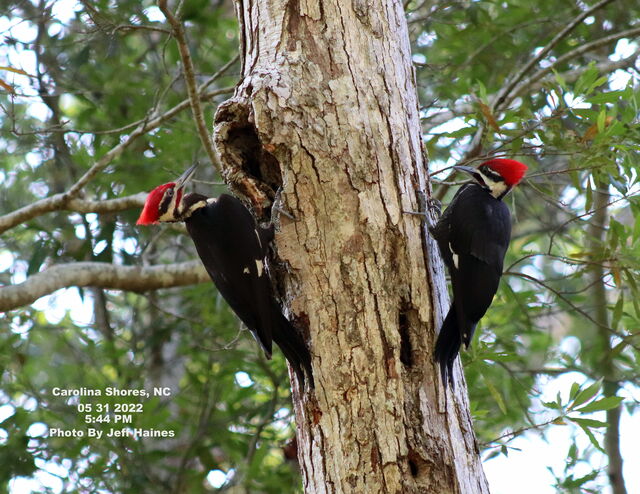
[430,158,527,385]
[136,165,313,386]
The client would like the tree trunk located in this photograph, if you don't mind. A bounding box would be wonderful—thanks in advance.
[214,1,490,492]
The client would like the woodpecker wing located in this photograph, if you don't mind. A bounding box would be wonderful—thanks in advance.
[440,185,511,267]
[433,184,511,347]
[185,194,275,357]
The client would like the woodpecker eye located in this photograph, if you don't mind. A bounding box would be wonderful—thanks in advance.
[480,166,504,183]
[166,189,174,198]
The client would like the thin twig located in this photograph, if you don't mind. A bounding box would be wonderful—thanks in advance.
[9,88,233,136]
[0,88,233,234]
[159,0,221,172]
[492,0,618,111]
[505,28,640,109]
[482,415,564,447]
[510,271,614,332]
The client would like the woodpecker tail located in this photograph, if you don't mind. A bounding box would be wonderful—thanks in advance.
[272,308,314,388]
[434,303,476,387]
[434,307,461,386]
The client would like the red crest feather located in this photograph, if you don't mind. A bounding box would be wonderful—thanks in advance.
[483,159,528,186]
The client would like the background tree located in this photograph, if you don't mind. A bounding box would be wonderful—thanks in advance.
[1,0,639,493]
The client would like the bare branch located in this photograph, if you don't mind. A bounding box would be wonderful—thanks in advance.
[65,115,162,198]
[0,261,209,312]
[159,0,221,172]
[66,192,148,213]
[0,193,148,234]
[492,0,618,110]
[506,28,640,108]
[10,86,233,136]
[200,54,240,93]
[422,51,638,132]
[0,193,68,235]
[0,87,233,235]
[505,27,640,105]
[526,50,640,94]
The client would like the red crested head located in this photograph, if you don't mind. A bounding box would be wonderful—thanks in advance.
[136,183,176,225]
[482,158,528,187]
[136,164,199,225]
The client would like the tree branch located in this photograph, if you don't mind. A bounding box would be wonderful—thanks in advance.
[159,0,221,172]
[422,52,639,132]
[507,28,640,108]
[0,193,148,234]
[0,261,209,312]
[0,87,233,235]
[588,175,627,494]
[526,49,640,94]
[492,0,618,110]
[65,192,148,213]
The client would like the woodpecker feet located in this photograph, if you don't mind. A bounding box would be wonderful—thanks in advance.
[426,197,442,219]
[270,187,297,231]
[404,191,441,229]
[273,205,296,221]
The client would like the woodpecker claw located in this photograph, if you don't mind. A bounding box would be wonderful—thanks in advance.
[273,205,296,221]
[426,197,442,218]
[404,191,441,230]
[271,187,297,223]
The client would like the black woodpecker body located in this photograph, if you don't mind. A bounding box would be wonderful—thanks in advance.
[430,159,527,385]
[137,165,313,386]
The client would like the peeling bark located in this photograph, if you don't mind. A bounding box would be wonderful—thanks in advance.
[214,1,490,492]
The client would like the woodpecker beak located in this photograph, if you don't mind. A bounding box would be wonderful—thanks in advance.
[453,165,478,177]
[453,165,484,184]
[175,163,198,190]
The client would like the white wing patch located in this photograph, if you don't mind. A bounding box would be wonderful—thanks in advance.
[448,242,459,269]
[254,229,262,248]
[255,259,264,277]
[243,267,250,274]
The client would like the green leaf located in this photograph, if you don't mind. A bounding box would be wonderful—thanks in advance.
[574,63,598,95]
[553,69,567,90]
[610,340,627,359]
[569,382,581,402]
[568,379,602,410]
[584,179,593,213]
[542,401,562,410]
[596,109,607,133]
[483,374,507,414]
[476,79,488,101]
[608,172,627,195]
[624,270,640,318]
[611,295,624,330]
[586,90,626,104]
[576,423,605,453]
[588,75,609,94]
[569,417,608,428]
[575,396,624,413]
[27,240,50,276]
[441,126,477,138]
[568,443,578,461]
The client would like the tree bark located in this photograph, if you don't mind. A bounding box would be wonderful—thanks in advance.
[214,1,490,492]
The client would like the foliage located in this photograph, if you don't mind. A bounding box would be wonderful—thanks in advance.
[0,0,639,493]
[408,0,640,491]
